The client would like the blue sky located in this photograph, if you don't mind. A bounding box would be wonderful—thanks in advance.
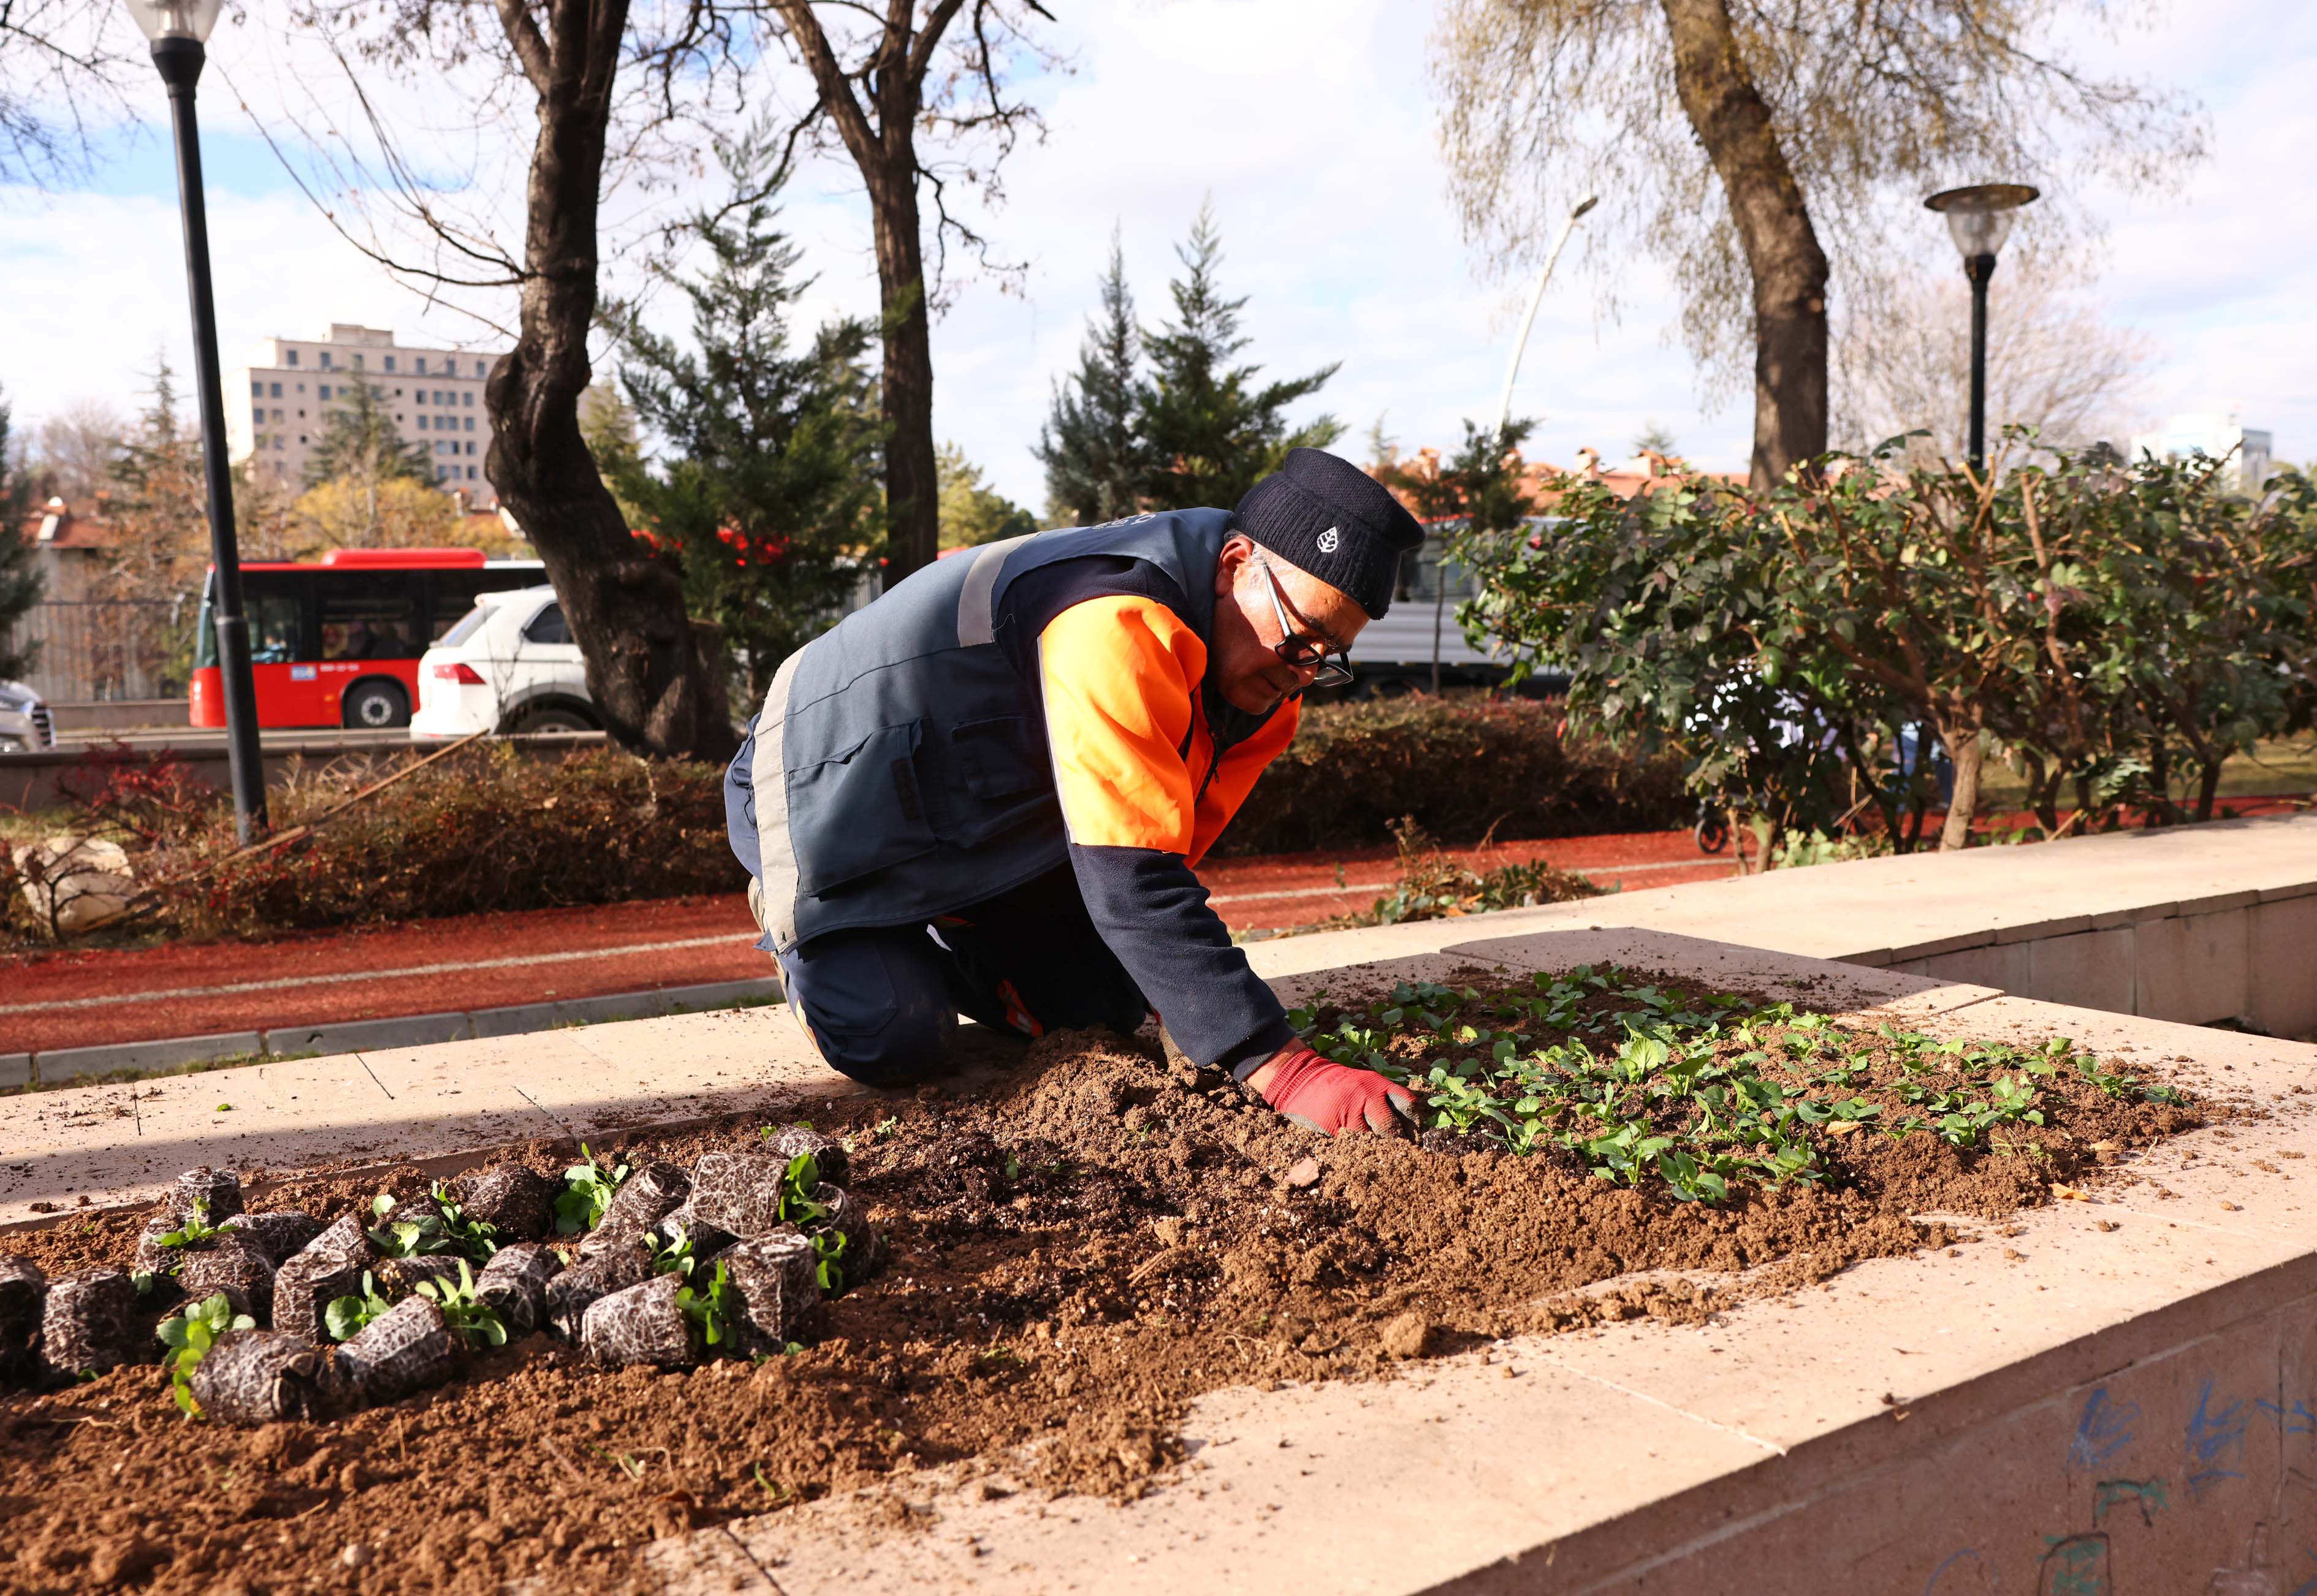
[4,0,2310,509]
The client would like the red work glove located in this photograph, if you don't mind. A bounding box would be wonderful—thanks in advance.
[1255,1041,1417,1138]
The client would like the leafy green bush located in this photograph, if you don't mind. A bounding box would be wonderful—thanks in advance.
[1218,693,1687,856]
[1450,443,2317,851]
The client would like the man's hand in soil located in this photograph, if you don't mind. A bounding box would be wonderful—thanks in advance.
[1246,1041,1416,1138]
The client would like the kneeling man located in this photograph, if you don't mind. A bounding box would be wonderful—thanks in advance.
[726,448,1420,1136]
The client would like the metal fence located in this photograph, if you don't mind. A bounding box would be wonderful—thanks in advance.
[1,599,188,701]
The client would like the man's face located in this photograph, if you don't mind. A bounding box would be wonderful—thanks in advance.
[1208,534,1370,715]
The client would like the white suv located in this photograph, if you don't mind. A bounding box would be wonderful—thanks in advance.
[0,679,54,752]
[411,585,598,740]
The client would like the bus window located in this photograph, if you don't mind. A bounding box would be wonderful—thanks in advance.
[194,574,306,668]
[318,573,425,661]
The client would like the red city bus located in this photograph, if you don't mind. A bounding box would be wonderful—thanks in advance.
[190,549,546,730]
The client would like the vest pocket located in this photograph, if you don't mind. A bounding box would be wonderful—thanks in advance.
[786,720,940,896]
[943,715,1057,846]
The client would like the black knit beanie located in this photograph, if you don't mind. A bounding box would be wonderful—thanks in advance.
[1231,447,1425,619]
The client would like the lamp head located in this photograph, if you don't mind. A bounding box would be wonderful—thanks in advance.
[123,0,223,42]
[1925,184,2040,260]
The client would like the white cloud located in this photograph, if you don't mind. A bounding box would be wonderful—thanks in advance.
[3,0,2311,509]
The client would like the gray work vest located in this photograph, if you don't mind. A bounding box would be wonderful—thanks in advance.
[744,509,1233,952]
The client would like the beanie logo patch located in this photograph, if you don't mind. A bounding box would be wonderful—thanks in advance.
[1315,526,1341,554]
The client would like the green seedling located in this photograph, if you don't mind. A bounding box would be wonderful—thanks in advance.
[428,1181,502,1261]
[650,1220,701,1279]
[555,1144,631,1235]
[675,1259,739,1347]
[367,1192,460,1259]
[325,1271,394,1342]
[767,1152,851,1293]
[157,1292,256,1418]
[153,1196,224,1256]
[414,1259,510,1348]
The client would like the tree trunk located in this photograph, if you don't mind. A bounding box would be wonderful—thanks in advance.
[866,164,940,585]
[1659,0,1829,487]
[484,0,736,762]
[1936,722,1983,851]
[2195,754,2224,823]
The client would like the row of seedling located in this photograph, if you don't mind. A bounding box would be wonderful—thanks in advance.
[1291,967,2183,1205]
[0,1125,880,1425]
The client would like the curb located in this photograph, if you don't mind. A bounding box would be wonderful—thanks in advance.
[11,976,785,1089]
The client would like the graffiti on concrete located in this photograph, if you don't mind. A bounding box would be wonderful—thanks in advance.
[2256,1399,2317,1442]
[2090,1478,2169,1529]
[2037,1532,2109,1596]
[2071,1388,2139,1472]
[2187,1377,2251,1500]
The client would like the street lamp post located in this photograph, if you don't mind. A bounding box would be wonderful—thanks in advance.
[125,0,267,843]
[1924,183,2040,474]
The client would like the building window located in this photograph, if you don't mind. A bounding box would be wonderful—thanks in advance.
[286,349,299,367]
[466,466,477,481]
[460,416,473,432]
[436,465,449,481]
[352,354,364,371]
[249,381,263,398]
[270,381,283,398]
[385,356,397,373]
[464,391,476,407]
[298,435,306,444]
[318,384,331,400]
[319,351,332,370]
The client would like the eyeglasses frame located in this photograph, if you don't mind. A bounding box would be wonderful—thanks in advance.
[1252,553,1354,690]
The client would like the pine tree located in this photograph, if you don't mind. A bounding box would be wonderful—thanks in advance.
[1035,230,1146,526]
[304,373,433,547]
[0,385,46,682]
[937,443,1036,549]
[1138,202,1343,510]
[603,138,886,702]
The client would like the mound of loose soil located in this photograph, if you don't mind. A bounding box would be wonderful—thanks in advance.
[0,970,2199,1595]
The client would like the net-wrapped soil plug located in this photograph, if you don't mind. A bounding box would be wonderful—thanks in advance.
[474,1244,560,1337]
[40,1269,139,1376]
[131,1217,182,1279]
[191,1329,342,1426]
[580,1160,691,1256]
[376,1256,466,1298]
[652,1204,736,1261]
[170,1167,243,1223]
[685,1152,791,1240]
[763,1125,848,1186]
[455,1163,557,1241]
[813,1184,883,1278]
[177,1232,277,1322]
[272,1215,376,1343]
[718,1231,820,1351]
[579,1274,694,1369]
[0,1256,46,1380]
[543,1241,651,1340]
[218,1211,325,1263]
[336,1296,455,1404]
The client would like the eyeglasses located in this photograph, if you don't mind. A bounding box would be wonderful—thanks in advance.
[1254,555,1354,690]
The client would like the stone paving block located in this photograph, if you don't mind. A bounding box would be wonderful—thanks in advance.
[2025,925,2136,1014]
[2136,908,2250,1024]
[2250,895,2317,1040]
[0,1055,28,1090]
[34,1031,266,1084]
[656,978,784,1013]
[268,1012,475,1057]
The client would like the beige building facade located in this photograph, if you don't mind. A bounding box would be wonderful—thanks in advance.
[227,323,508,510]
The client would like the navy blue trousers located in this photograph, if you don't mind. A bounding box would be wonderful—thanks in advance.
[773,865,1149,1088]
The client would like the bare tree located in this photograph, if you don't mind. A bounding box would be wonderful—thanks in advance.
[0,0,137,186]
[766,1,1058,583]
[1432,0,2205,487]
[1832,257,2150,464]
[28,399,127,504]
[281,0,791,760]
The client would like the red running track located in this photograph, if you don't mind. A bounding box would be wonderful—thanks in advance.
[1,830,1733,1054]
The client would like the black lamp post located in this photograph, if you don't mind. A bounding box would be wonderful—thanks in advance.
[127,0,267,841]
[1924,184,2040,474]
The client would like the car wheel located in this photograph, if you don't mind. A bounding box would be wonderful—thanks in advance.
[342,680,411,730]
[511,705,596,734]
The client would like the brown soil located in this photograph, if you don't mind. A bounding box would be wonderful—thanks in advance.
[0,971,2201,1596]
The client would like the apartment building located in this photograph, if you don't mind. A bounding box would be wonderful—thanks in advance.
[228,323,508,509]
